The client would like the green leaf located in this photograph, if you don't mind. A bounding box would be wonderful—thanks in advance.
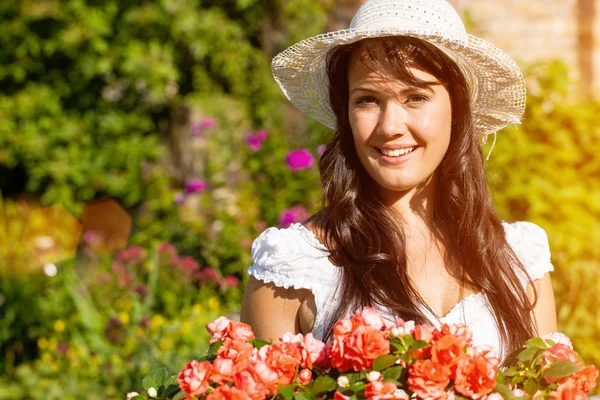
[382,365,404,381]
[311,375,337,396]
[142,367,168,391]
[164,384,181,399]
[517,347,539,361]
[345,371,367,384]
[503,367,519,377]
[294,391,313,400]
[526,338,549,349]
[130,397,146,400]
[524,379,539,396]
[278,384,295,400]
[250,339,271,349]
[454,395,470,400]
[492,383,514,400]
[348,382,365,393]
[409,340,429,351]
[373,354,397,371]
[544,360,581,378]
[207,341,225,358]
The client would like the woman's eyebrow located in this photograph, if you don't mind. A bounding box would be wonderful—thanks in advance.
[349,83,436,96]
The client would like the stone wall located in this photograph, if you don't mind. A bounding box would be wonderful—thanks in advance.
[330,0,599,97]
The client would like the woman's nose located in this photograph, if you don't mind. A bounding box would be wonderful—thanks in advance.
[376,101,408,138]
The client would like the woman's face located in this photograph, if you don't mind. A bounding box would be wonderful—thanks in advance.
[347,50,452,194]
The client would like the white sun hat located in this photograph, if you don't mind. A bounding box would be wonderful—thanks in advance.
[271,0,526,139]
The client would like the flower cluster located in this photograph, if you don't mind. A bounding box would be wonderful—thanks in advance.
[129,308,598,400]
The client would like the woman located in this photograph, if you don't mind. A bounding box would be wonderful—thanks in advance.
[241,0,557,359]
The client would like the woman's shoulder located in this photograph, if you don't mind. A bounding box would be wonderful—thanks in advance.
[501,220,554,281]
[248,223,337,291]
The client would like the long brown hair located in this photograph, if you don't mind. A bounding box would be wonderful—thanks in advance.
[307,36,537,357]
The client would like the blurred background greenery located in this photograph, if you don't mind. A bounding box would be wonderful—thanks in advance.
[0,0,598,399]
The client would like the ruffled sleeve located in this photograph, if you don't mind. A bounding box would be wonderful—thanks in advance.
[247,222,338,296]
[503,221,555,285]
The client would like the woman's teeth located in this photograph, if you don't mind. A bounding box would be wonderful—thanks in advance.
[380,147,416,157]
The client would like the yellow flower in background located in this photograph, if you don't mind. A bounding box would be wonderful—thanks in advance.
[181,321,191,335]
[41,352,52,364]
[207,297,219,310]
[192,304,202,314]
[54,319,66,333]
[38,337,48,350]
[119,312,130,325]
[159,338,172,352]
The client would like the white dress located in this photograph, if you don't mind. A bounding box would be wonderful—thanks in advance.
[247,221,554,358]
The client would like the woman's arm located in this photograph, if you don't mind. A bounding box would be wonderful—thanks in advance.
[240,277,315,342]
[529,273,558,336]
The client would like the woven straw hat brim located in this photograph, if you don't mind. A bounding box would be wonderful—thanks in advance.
[272,28,526,137]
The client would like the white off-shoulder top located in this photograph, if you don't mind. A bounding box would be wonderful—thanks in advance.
[247,221,554,358]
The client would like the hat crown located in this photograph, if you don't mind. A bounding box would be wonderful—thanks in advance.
[350,0,467,41]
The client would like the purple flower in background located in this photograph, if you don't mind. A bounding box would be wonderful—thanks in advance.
[83,230,100,244]
[185,179,206,194]
[245,129,269,152]
[200,117,217,129]
[191,117,217,137]
[278,205,309,227]
[285,149,315,171]
[173,191,185,205]
[317,144,327,157]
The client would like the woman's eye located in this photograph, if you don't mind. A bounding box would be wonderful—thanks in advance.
[405,95,429,105]
[355,96,378,105]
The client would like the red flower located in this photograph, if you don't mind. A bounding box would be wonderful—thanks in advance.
[365,381,409,400]
[297,368,312,385]
[206,385,249,400]
[551,379,588,400]
[206,317,255,344]
[329,308,390,372]
[257,342,303,384]
[454,349,500,399]
[571,365,599,393]
[408,359,451,399]
[178,360,213,398]
[431,334,467,377]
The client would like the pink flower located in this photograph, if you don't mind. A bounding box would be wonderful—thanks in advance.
[223,275,240,289]
[201,117,217,129]
[454,349,500,399]
[206,385,248,400]
[317,144,327,156]
[365,381,409,400]
[297,368,312,385]
[257,342,303,384]
[542,332,573,349]
[278,205,309,227]
[285,149,315,171]
[191,118,217,136]
[206,317,255,344]
[177,256,201,279]
[199,267,220,285]
[157,242,178,265]
[126,392,140,400]
[482,394,503,400]
[571,365,599,393]
[178,360,213,398]
[280,332,327,369]
[115,246,147,265]
[355,307,386,330]
[234,362,277,400]
[173,191,185,205]
[551,379,588,400]
[246,130,268,152]
[408,359,451,399]
[329,312,390,372]
[185,178,206,194]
